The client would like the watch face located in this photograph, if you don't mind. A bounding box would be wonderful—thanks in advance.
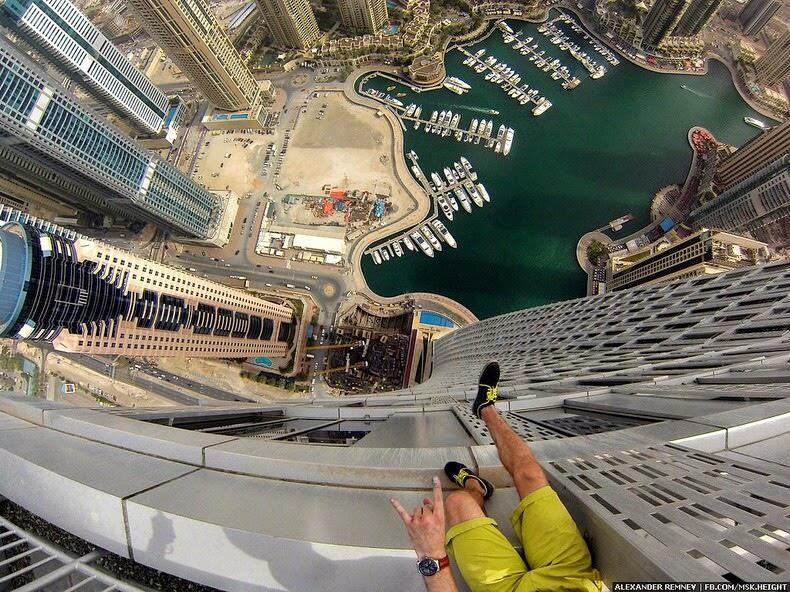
[418,558,439,577]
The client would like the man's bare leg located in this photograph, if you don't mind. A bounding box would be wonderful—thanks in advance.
[444,479,486,527]
[480,405,548,499]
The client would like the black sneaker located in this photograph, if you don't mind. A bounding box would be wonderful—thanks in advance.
[472,361,500,418]
[444,461,495,500]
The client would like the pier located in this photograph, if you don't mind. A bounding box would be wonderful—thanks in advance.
[551,11,620,66]
[537,15,618,79]
[501,30,580,90]
[456,46,552,116]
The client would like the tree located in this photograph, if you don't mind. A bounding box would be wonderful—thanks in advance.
[587,240,608,266]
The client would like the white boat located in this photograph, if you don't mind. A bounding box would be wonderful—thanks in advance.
[372,251,381,264]
[413,106,422,130]
[475,119,485,144]
[447,76,471,90]
[410,231,434,257]
[403,236,415,251]
[454,187,472,213]
[427,110,438,132]
[454,161,466,180]
[494,124,506,153]
[446,192,459,210]
[443,167,456,184]
[476,182,490,202]
[474,48,486,57]
[499,22,514,34]
[431,220,457,249]
[450,113,461,129]
[465,182,484,208]
[460,156,477,181]
[444,82,466,95]
[421,226,442,251]
[503,127,514,156]
[744,116,770,130]
[393,241,404,257]
[381,248,390,261]
[437,195,454,221]
[411,164,420,178]
[436,110,446,134]
[532,100,552,116]
[405,104,416,117]
[431,172,445,189]
[484,120,493,137]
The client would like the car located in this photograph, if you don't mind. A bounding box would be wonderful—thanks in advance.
[265,283,272,287]
[225,263,231,267]
[310,275,318,279]
[304,286,311,291]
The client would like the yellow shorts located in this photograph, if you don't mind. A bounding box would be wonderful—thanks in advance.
[445,486,602,592]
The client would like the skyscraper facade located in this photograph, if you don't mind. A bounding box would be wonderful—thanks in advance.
[755,30,790,87]
[126,0,261,111]
[671,0,721,37]
[0,42,223,238]
[0,211,293,357]
[640,0,688,48]
[739,0,781,36]
[255,0,320,49]
[714,119,790,191]
[689,155,790,247]
[0,0,169,135]
[337,0,387,33]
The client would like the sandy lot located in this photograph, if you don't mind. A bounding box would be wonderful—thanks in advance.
[278,92,408,211]
[195,132,270,197]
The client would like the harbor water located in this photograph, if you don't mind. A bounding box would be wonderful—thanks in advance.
[359,15,767,319]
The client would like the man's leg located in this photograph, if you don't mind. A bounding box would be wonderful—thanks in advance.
[443,479,528,592]
[480,405,548,499]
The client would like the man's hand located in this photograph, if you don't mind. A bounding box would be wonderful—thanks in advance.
[390,476,446,558]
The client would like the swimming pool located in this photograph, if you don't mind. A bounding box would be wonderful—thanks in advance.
[254,356,273,367]
[419,311,455,328]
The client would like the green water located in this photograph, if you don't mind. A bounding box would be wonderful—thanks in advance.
[360,16,765,320]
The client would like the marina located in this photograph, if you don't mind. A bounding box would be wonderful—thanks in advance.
[457,45,553,116]
[364,151,491,263]
[500,28,581,90]
[538,14,618,79]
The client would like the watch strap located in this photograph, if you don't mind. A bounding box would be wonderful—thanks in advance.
[437,555,450,570]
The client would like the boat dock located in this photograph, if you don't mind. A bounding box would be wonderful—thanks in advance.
[537,15,616,79]
[501,29,580,90]
[363,152,492,262]
[552,11,620,66]
[391,104,513,154]
[456,47,552,116]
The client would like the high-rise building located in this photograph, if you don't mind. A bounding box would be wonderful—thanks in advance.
[739,0,781,36]
[640,0,688,48]
[126,0,262,111]
[714,119,790,191]
[755,30,790,87]
[255,0,320,49]
[607,229,769,291]
[337,0,387,33]
[0,0,170,135]
[0,210,293,357]
[0,42,223,238]
[671,0,721,37]
[689,155,790,247]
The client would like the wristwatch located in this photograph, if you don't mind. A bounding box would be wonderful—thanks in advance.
[417,555,450,577]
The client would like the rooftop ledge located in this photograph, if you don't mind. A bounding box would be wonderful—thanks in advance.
[0,394,788,590]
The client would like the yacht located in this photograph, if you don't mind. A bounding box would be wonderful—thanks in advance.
[449,113,461,129]
[474,48,486,58]
[476,182,490,202]
[465,182,484,208]
[454,161,466,180]
[410,231,434,257]
[413,106,422,128]
[436,110,446,134]
[460,156,477,181]
[437,195,454,221]
[484,120,493,137]
[393,241,403,257]
[467,118,478,142]
[431,220,457,249]
[744,117,770,130]
[454,186,472,213]
[444,167,456,185]
[405,104,416,117]
[421,225,442,251]
[475,119,485,144]
[427,110,438,132]
[431,172,445,189]
[447,76,471,90]
[532,99,552,116]
[446,192,459,210]
[503,127,514,156]
[494,124,506,153]
[403,236,415,251]
[381,248,390,261]
[372,251,381,265]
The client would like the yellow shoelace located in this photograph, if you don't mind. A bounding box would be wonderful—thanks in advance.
[455,468,472,487]
[483,385,498,402]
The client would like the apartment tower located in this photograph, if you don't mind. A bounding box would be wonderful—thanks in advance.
[0,212,293,358]
[739,0,781,36]
[126,0,262,111]
[0,0,170,135]
[0,42,222,238]
[640,0,688,48]
[671,0,722,37]
[755,30,790,87]
[714,118,790,191]
[255,0,320,49]
[338,0,388,33]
